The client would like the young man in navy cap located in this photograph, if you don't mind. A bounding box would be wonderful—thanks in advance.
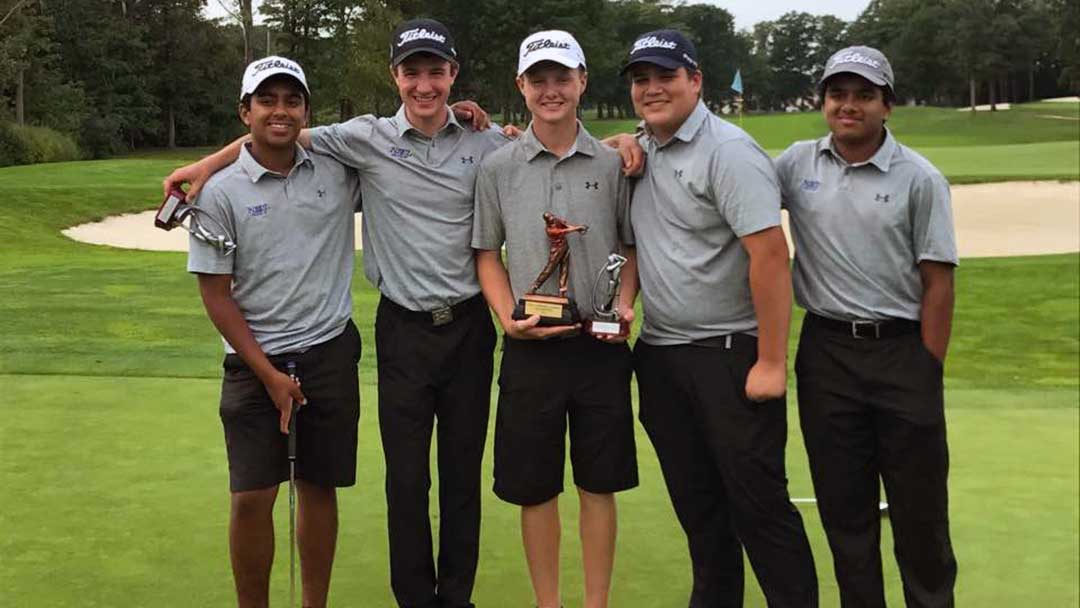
[473,30,638,608]
[189,55,362,608]
[775,46,958,607]
[622,30,819,607]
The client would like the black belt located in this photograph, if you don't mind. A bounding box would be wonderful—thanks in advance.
[691,333,757,350]
[805,312,920,340]
[380,293,486,327]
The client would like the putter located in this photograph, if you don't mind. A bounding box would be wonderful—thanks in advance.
[286,361,300,608]
[153,189,237,255]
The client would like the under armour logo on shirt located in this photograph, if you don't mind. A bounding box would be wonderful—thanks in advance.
[317,188,326,198]
[389,146,412,159]
[585,181,599,190]
[674,169,684,179]
[461,156,474,164]
[875,193,890,203]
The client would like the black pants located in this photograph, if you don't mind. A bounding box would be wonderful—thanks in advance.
[375,295,496,608]
[635,337,818,608]
[796,314,957,608]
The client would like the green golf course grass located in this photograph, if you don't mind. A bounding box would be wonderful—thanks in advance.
[1,101,1077,606]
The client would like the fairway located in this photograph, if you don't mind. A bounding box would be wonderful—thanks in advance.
[1,104,1078,606]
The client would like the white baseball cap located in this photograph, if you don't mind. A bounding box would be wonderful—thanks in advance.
[517,30,586,76]
[239,56,310,101]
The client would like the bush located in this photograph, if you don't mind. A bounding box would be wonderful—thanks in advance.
[0,122,81,167]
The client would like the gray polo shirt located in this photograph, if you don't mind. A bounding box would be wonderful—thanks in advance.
[187,144,361,355]
[631,100,782,345]
[775,129,959,322]
[308,105,510,311]
[472,124,633,319]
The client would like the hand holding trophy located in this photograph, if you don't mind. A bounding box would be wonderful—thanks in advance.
[512,212,588,326]
[586,253,631,338]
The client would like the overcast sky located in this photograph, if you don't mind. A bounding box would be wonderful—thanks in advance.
[205,1,871,31]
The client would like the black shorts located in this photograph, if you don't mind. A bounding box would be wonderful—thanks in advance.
[494,335,638,506]
[219,320,361,492]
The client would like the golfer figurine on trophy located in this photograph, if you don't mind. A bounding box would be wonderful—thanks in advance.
[586,253,631,338]
[512,212,588,326]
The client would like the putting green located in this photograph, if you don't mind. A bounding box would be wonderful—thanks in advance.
[2,376,1076,606]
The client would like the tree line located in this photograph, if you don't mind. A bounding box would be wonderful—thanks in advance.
[1,0,1076,158]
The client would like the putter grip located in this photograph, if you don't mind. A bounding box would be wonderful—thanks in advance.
[286,361,298,460]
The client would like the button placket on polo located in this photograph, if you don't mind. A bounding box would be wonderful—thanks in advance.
[550,157,567,217]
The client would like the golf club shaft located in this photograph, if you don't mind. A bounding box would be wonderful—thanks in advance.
[286,361,298,608]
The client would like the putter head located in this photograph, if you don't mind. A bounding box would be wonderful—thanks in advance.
[154,189,192,230]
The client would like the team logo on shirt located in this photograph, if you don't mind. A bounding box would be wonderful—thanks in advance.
[585,181,599,190]
[246,203,269,217]
[875,193,891,203]
[800,179,821,192]
[389,146,412,159]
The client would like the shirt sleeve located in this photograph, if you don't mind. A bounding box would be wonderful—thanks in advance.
[910,171,959,266]
[712,141,782,238]
[774,146,796,211]
[186,183,236,275]
[307,116,377,172]
[471,159,505,250]
[616,174,635,247]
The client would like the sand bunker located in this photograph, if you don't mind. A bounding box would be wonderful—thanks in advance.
[64,212,365,252]
[65,181,1078,259]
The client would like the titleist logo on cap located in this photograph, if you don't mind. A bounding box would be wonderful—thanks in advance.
[251,58,300,75]
[398,27,446,46]
[633,36,678,53]
[830,51,880,69]
[525,39,571,55]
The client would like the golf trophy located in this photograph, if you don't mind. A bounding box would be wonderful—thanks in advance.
[512,212,588,326]
[586,253,630,338]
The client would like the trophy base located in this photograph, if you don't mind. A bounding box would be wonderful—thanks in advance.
[587,317,630,338]
[512,295,580,327]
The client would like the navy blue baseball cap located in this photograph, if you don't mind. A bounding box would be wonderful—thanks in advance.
[620,29,699,75]
[390,18,457,66]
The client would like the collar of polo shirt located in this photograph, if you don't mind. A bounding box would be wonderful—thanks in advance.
[818,127,898,172]
[238,142,313,183]
[519,121,599,162]
[393,103,463,138]
[638,99,710,148]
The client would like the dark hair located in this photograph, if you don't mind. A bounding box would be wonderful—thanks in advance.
[240,74,310,110]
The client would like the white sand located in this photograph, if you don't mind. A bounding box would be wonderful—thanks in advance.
[65,181,1079,259]
[956,103,1011,112]
[63,212,366,252]
[778,181,1078,258]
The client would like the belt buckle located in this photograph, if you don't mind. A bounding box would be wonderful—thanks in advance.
[851,321,881,339]
[431,306,453,327]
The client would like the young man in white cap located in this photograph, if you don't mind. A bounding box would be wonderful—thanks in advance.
[472,30,638,608]
[622,29,819,607]
[188,55,362,608]
[775,46,958,607]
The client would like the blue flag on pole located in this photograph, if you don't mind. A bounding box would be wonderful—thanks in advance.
[731,69,743,95]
